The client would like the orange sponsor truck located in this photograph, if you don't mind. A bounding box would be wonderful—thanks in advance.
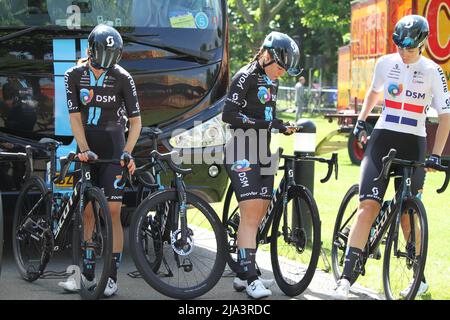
[318,0,449,164]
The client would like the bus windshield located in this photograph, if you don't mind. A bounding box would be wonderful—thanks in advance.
[0,0,223,31]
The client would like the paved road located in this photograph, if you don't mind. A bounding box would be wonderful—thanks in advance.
[0,227,382,300]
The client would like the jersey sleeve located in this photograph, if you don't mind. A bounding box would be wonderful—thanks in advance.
[121,72,141,118]
[430,65,450,114]
[222,72,271,130]
[369,57,385,93]
[65,68,80,114]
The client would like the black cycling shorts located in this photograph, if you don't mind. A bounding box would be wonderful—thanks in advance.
[224,133,275,202]
[359,129,426,204]
[75,128,126,202]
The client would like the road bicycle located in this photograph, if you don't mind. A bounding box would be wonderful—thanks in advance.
[128,149,226,299]
[331,148,449,300]
[12,141,127,299]
[0,150,32,278]
[222,149,338,296]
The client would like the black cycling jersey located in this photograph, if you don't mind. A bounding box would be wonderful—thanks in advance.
[360,129,426,204]
[65,62,140,131]
[222,60,279,130]
[222,60,281,202]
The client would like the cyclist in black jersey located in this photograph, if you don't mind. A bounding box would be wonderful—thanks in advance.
[333,15,450,300]
[59,24,142,297]
[222,31,301,299]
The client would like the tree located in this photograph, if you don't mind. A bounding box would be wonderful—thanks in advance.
[228,0,352,85]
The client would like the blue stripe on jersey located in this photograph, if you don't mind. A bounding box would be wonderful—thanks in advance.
[89,69,109,87]
[386,114,400,124]
[401,117,418,127]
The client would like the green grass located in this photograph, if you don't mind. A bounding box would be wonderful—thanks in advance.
[211,111,450,300]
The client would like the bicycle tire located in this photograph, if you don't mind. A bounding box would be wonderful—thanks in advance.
[331,184,361,284]
[12,176,51,282]
[221,183,241,273]
[382,197,428,300]
[72,186,113,300]
[270,185,321,296]
[130,189,226,299]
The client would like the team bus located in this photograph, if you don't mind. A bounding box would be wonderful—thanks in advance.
[0,0,230,216]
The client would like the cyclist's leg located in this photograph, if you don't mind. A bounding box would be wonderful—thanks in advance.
[341,130,389,282]
[99,162,125,286]
[225,161,272,297]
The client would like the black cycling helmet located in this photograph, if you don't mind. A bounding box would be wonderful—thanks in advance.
[262,31,301,76]
[392,15,429,49]
[88,24,123,69]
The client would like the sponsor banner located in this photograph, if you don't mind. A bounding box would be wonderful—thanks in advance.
[419,0,449,82]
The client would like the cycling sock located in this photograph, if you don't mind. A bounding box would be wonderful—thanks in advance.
[82,248,96,281]
[341,246,362,282]
[238,248,258,285]
[111,252,122,283]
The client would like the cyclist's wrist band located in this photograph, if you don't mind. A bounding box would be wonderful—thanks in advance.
[80,149,90,153]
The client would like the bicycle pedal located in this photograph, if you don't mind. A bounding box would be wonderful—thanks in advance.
[127,270,143,279]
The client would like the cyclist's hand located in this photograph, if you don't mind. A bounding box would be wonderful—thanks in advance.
[353,120,368,146]
[269,119,287,133]
[120,151,136,175]
[283,121,297,135]
[78,150,98,162]
[425,154,441,172]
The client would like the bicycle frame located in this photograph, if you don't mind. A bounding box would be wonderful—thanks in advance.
[367,166,417,257]
[257,158,296,244]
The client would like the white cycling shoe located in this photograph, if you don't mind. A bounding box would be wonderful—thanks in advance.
[400,280,428,298]
[233,277,275,292]
[58,274,96,293]
[103,278,118,297]
[332,278,351,300]
[246,279,272,299]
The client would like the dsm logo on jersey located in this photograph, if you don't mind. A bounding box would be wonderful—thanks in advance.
[231,159,251,173]
[80,88,94,105]
[388,83,403,97]
[405,90,425,99]
[257,86,271,104]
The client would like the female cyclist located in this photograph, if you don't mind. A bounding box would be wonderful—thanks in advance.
[59,24,142,297]
[332,15,450,299]
[222,31,301,299]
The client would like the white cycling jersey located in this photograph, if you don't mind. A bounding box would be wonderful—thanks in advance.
[370,53,450,137]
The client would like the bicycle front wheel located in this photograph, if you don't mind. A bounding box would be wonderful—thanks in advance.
[270,185,321,296]
[72,186,113,300]
[383,197,428,300]
[130,190,226,299]
[12,176,51,282]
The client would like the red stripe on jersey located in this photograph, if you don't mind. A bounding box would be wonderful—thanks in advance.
[385,99,402,109]
[404,103,425,114]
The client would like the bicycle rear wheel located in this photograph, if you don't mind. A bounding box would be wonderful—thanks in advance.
[331,184,362,284]
[383,197,428,300]
[221,183,241,273]
[72,186,113,300]
[270,185,321,296]
[130,190,226,299]
[12,176,51,282]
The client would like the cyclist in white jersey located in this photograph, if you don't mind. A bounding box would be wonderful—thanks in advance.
[333,15,450,300]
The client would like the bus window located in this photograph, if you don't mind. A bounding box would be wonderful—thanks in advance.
[0,0,222,30]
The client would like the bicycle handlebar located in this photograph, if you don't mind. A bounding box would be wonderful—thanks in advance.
[149,150,192,175]
[54,151,129,187]
[374,148,449,194]
[280,149,338,183]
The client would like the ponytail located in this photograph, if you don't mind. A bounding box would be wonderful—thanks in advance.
[252,46,266,62]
